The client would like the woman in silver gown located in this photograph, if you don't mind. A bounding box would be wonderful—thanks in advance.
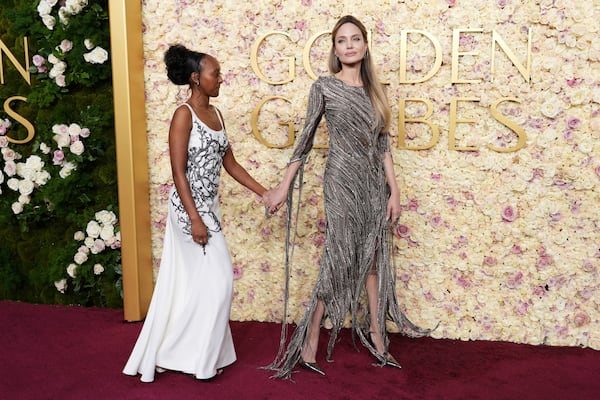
[263,16,431,379]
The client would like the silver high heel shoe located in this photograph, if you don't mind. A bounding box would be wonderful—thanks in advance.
[298,359,326,375]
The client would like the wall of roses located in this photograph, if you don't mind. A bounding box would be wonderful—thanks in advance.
[141,0,600,349]
[0,1,121,307]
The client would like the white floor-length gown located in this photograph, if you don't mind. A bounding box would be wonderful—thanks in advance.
[123,104,236,382]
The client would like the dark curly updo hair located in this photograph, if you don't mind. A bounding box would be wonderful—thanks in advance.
[164,44,207,85]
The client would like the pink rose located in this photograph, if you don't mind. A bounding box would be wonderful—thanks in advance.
[394,224,411,238]
[536,254,553,269]
[516,302,529,316]
[55,74,66,87]
[233,264,243,280]
[407,198,419,211]
[502,205,517,222]
[52,150,65,165]
[260,262,271,272]
[573,312,590,327]
[566,116,580,129]
[316,218,326,233]
[430,215,443,228]
[32,54,46,67]
[313,234,325,246]
[506,271,523,288]
[484,256,497,266]
[533,285,547,297]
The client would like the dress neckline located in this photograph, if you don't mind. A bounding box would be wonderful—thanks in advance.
[183,103,224,132]
[332,75,364,88]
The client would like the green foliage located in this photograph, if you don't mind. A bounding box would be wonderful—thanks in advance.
[0,0,121,307]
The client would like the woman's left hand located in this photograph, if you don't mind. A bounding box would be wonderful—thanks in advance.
[386,194,401,228]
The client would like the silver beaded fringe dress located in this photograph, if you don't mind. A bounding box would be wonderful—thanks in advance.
[267,76,431,379]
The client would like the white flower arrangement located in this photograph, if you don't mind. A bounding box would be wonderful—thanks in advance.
[56,209,122,296]
[139,0,600,350]
[0,121,91,214]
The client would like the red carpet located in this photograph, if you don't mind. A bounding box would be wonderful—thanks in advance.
[1,301,598,400]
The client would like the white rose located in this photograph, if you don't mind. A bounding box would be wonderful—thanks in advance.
[41,15,56,30]
[540,97,564,118]
[18,179,34,195]
[93,264,105,275]
[39,142,51,154]
[590,118,600,134]
[54,279,68,293]
[578,140,593,154]
[95,210,117,225]
[74,231,85,241]
[86,220,101,238]
[53,133,70,148]
[7,178,19,191]
[11,202,23,214]
[58,7,69,24]
[59,162,77,178]
[100,224,115,241]
[73,251,88,265]
[66,263,78,278]
[69,140,85,155]
[48,54,59,64]
[37,1,52,16]
[18,194,30,204]
[59,166,72,178]
[26,155,43,171]
[35,170,51,185]
[83,46,109,64]
[68,123,82,137]
[84,38,95,50]
[84,236,95,248]
[17,164,33,181]
[78,245,89,255]
[49,62,67,78]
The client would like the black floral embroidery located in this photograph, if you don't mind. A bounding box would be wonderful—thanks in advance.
[171,115,229,237]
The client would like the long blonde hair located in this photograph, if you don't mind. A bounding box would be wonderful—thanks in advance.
[328,15,391,132]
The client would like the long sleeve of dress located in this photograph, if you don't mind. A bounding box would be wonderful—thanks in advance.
[289,79,325,164]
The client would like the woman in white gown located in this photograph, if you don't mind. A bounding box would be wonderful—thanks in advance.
[123,44,266,383]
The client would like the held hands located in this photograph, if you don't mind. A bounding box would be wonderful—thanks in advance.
[263,186,287,216]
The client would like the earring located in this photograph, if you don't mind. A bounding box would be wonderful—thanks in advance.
[194,80,199,86]
[365,50,369,59]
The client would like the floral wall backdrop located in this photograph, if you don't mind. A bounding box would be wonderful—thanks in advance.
[141,0,599,349]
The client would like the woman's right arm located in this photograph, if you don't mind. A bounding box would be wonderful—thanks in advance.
[169,106,209,244]
[264,79,325,212]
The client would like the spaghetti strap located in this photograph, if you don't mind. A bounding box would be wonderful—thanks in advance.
[181,103,224,132]
[213,107,225,130]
